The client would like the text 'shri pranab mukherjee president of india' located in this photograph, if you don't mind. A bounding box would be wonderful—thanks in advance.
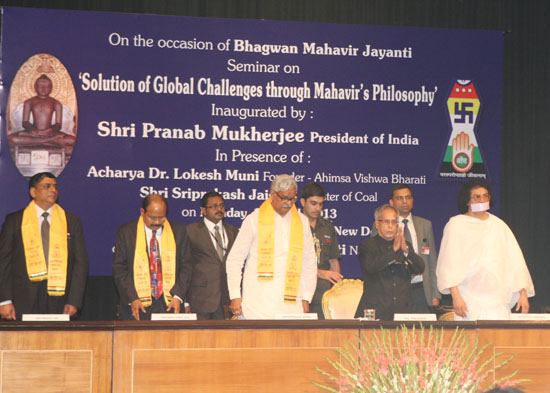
[437,179,535,321]
[226,174,317,319]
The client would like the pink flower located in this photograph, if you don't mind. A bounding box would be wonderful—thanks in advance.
[419,378,427,389]
[316,325,523,393]
[498,380,515,388]
[379,365,389,376]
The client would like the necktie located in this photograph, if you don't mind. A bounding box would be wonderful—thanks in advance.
[402,218,413,247]
[149,230,163,299]
[214,225,224,259]
[41,212,50,265]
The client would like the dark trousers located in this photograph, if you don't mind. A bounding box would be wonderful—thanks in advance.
[30,280,65,315]
[310,278,332,320]
[197,305,226,320]
[410,284,430,313]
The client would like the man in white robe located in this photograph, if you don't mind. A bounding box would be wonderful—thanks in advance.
[437,180,534,320]
[226,175,317,319]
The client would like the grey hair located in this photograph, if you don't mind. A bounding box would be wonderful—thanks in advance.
[271,174,298,192]
[374,204,397,220]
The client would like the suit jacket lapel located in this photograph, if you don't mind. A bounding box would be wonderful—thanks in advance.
[223,222,236,251]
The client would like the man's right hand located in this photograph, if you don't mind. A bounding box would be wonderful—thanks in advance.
[393,229,402,252]
[0,304,16,320]
[318,269,343,284]
[130,299,146,321]
[230,298,242,317]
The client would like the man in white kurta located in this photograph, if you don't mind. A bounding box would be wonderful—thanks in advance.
[437,181,534,321]
[226,175,317,319]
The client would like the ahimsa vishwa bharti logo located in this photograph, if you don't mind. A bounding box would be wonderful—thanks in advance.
[436,80,489,181]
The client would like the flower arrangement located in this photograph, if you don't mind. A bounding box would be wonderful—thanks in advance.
[315,324,526,393]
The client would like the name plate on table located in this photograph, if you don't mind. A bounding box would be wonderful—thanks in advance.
[275,313,318,320]
[394,313,437,321]
[22,314,70,321]
[151,313,197,321]
[510,313,550,321]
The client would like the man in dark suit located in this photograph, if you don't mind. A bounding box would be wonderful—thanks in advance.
[113,194,190,320]
[0,172,89,320]
[356,204,424,321]
[183,191,239,319]
[372,184,441,313]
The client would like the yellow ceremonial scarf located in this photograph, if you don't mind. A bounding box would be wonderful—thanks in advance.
[133,217,177,307]
[257,198,303,303]
[21,201,68,296]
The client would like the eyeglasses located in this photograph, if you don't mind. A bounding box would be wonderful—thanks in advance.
[394,195,412,201]
[470,193,490,202]
[377,219,398,226]
[206,203,226,209]
[38,183,58,190]
[275,192,298,203]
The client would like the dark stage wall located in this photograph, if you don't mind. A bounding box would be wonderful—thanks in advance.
[0,0,548,319]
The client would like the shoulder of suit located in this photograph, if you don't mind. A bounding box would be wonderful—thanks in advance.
[223,221,239,231]
[412,215,432,226]
[64,210,82,221]
[117,219,138,233]
[168,219,185,230]
[360,235,379,246]
[184,220,203,230]
[3,208,24,221]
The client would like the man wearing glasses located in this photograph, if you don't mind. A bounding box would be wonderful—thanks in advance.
[371,184,441,314]
[437,180,534,320]
[226,174,317,319]
[0,172,89,320]
[355,204,424,320]
[183,191,239,319]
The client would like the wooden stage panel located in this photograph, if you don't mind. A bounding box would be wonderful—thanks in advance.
[112,326,358,393]
[132,347,337,393]
[494,347,550,392]
[477,325,550,393]
[0,329,112,393]
[1,350,92,393]
[2,321,550,392]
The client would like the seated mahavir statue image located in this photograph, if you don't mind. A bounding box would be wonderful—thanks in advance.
[8,74,75,153]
